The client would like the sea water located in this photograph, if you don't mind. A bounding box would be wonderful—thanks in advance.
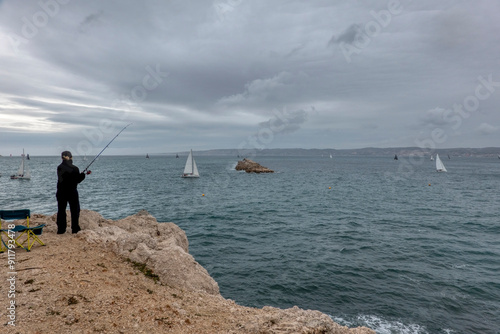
[1,154,499,333]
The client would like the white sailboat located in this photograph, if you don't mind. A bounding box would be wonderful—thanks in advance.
[10,149,31,180]
[181,149,199,178]
[435,154,447,172]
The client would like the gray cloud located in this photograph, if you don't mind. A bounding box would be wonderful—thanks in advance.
[258,108,309,135]
[78,11,104,33]
[1,0,500,155]
[328,24,361,46]
[420,108,450,128]
[477,123,498,135]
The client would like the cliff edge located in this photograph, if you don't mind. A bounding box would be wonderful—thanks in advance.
[0,210,374,333]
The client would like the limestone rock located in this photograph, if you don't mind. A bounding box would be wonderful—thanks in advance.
[236,305,374,333]
[78,210,219,295]
[8,210,375,333]
[149,246,218,294]
[235,158,274,173]
[30,209,108,233]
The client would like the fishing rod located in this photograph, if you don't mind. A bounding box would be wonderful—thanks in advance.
[83,123,132,173]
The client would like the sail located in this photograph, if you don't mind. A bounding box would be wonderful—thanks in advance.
[192,156,199,176]
[11,149,31,179]
[24,164,31,179]
[182,150,199,177]
[436,154,447,172]
[183,150,193,174]
[16,158,24,176]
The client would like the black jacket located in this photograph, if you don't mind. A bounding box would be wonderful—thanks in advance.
[57,160,85,193]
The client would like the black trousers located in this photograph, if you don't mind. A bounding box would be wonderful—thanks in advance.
[56,190,81,234]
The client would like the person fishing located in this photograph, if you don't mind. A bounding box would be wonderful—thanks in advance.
[56,123,131,234]
[56,151,89,234]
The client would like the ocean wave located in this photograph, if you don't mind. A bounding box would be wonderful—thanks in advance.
[331,314,450,334]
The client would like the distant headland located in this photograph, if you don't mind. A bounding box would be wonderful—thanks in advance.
[3,147,499,158]
[165,147,500,158]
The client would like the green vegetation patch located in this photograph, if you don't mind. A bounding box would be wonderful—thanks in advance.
[126,258,160,283]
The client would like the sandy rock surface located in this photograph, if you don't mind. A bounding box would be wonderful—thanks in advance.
[1,210,374,334]
[235,159,274,173]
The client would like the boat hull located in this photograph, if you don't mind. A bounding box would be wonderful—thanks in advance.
[181,174,199,178]
[11,175,30,180]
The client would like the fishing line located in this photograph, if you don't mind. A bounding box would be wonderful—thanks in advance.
[83,123,132,173]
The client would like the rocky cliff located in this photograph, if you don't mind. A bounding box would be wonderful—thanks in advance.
[235,158,274,173]
[0,210,374,333]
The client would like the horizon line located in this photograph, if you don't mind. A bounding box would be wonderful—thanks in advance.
[2,146,499,157]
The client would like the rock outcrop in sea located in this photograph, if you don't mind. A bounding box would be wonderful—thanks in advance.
[235,158,274,173]
[1,210,374,333]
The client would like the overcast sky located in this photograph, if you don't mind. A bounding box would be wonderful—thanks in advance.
[1,0,499,156]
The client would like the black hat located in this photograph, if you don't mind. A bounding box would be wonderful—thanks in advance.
[61,151,72,158]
